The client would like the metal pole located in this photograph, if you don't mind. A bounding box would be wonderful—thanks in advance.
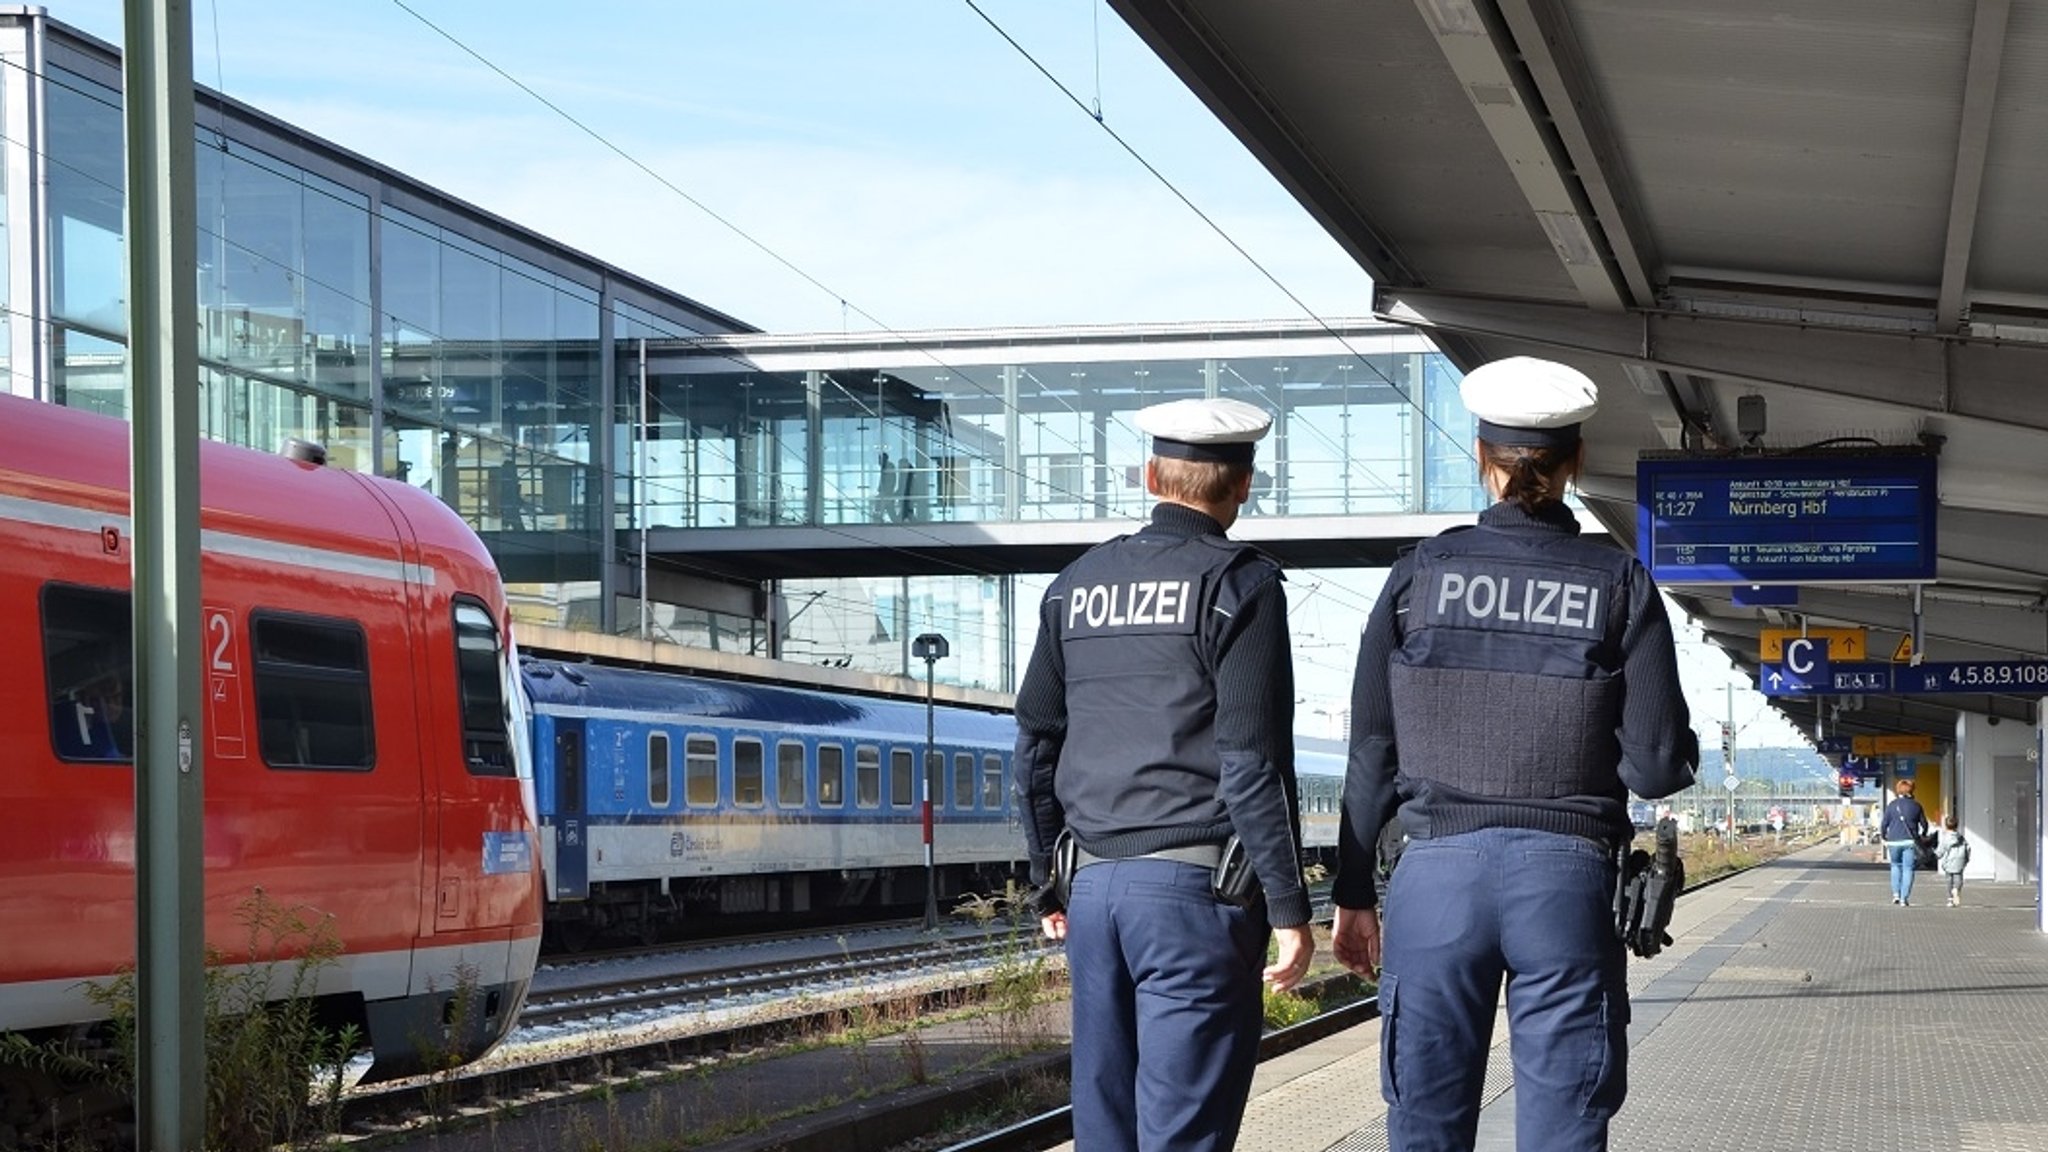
[1726,683,1737,836]
[124,1,205,1147]
[638,336,648,641]
[922,656,939,930]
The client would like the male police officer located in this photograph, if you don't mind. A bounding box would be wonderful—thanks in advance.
[1015,396,1314,1152]
[1331,358,1698,1152]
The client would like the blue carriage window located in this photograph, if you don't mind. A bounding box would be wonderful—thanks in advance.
[819,744,845,808]
[953,753,975,811]
[925,750,944,806]
[776,741,806,807]
[982,755,1004,810]
[685,734,718,806]
[735,738,765,807]
[890,749,915,808]
[648,731,671,807]
[855,745,881,808]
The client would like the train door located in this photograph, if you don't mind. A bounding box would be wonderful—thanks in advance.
[554,719,590,899]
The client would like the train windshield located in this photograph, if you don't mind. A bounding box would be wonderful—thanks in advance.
[453,600,528,781]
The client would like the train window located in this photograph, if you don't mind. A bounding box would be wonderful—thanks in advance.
[777,742,806,807]
[855,745,880,808]
[734,738,765,807]
[40,584,135,763]
[953,753,975,811]
[890,749,914,807]
[252,611,374,771]
[818,744,845,807]
[685,734,718,806]
[982,755,1004,810]
[648,731,672,807]
[926,751,944,806]
[452,601,514,777]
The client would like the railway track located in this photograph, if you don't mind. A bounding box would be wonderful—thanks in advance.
[519,932,1053,1029]
[337,921,1063,1137]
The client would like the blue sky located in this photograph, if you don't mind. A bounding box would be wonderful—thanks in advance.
[57,0,1375,332]
[50,1,1814,752]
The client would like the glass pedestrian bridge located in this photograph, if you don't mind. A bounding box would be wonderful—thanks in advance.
[630,318,1484,582]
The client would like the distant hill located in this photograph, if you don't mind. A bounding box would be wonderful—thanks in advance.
[1699,744,1830,784]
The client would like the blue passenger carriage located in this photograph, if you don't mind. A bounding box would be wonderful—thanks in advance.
[521,660,1023,945]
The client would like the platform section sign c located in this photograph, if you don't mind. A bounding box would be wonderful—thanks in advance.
[1636,454,1938,584]
[1758,635,1834,696]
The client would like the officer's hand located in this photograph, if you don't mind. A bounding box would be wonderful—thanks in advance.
[1264,925,1314,992]
[1331,905,1382,977]
[1039,912,1067,942]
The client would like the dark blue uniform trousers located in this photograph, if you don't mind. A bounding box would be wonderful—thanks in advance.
[1379,827,1628,1152]
[1065,857,1268,1152]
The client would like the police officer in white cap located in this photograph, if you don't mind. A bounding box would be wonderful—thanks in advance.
[1330,357,1697,1152]
[1015,396,1313,1152]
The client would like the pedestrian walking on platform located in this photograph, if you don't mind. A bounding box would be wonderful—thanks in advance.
[1880,779,1929,906]
[1329,357,1699,1152]
[1937,814,1970,906]
[1015,396,1314,1152]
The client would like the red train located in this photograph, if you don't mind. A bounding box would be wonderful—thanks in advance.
[0,394,542,1082]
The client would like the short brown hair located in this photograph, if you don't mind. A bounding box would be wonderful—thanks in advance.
[1895,778,1915,795]
[1151,456,1250,505]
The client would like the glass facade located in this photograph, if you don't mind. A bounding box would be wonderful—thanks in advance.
[10,18,1475,694]
[20,25,744,614]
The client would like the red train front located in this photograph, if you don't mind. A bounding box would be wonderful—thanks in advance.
[0,394,543,1081]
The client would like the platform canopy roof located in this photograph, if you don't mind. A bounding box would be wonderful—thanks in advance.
[1113,0,2048,752]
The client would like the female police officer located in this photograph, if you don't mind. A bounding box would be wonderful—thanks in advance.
[1330,357,1699,1152]
[1015,396,1314,1152]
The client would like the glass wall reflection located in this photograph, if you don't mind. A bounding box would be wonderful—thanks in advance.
[33,52,729,598]
[677,340,1476,529]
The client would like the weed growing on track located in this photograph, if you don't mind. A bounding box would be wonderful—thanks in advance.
[414,961,484,1120]
[956,890,1062,1055]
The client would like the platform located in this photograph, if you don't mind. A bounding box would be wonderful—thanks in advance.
[1210,842,2048,1151]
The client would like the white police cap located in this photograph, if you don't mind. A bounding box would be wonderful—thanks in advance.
[1460,357,1599,449]
[1135,397,1273,465]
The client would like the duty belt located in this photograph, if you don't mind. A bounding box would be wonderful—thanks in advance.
[1075,842,1226,870]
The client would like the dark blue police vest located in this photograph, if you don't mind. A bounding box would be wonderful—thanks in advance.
[1390,524,1631,807]
[1046,529,1276,856]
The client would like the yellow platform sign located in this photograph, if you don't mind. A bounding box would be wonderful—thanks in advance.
[1760,627,1867,662]
[1852,734,1933,756]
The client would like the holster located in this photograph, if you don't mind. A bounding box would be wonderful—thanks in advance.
[1211,835,1259,910]
[1049,829,1079,913]
[1614,817,1684,958]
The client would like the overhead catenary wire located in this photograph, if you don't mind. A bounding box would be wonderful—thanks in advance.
[382,0,1422,509]
[358,0,1418,622]
[960,0,1478,472]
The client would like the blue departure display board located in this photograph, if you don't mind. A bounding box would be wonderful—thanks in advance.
[1636,454,1938,584]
